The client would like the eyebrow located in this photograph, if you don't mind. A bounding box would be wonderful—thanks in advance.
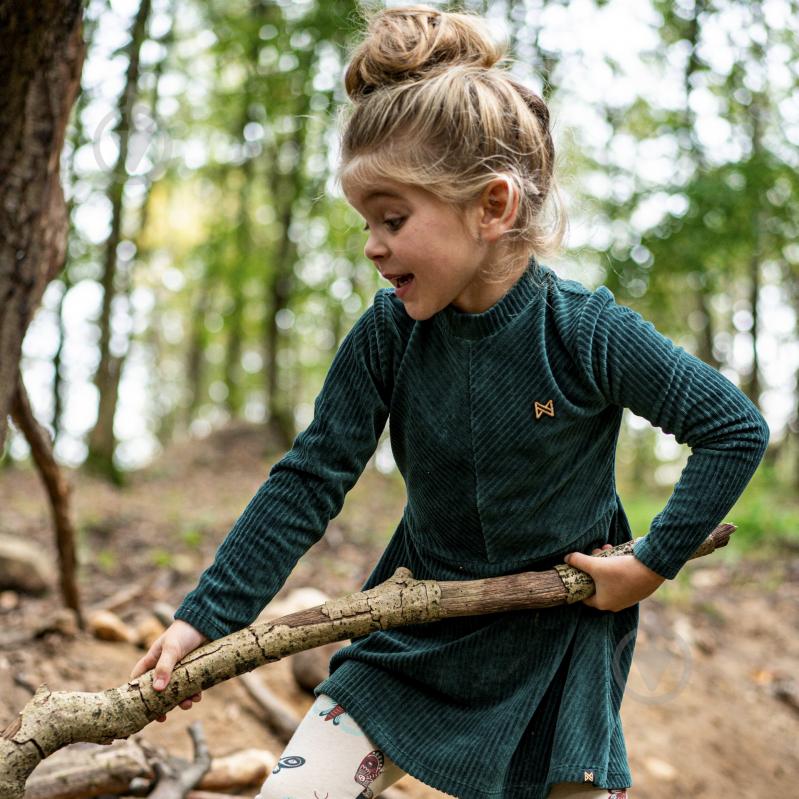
[362,190,405,203]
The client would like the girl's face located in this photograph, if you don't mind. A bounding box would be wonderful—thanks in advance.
[343,175,517,321]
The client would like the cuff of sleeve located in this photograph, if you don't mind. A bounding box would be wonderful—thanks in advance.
[173,603,231,641]
[632,537,679,580]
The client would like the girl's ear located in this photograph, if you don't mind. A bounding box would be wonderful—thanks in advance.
[476,176,519,243]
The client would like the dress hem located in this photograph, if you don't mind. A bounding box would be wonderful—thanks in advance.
[316,681,632,799]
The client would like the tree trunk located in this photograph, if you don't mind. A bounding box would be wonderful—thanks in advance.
[694,282,720,370]
[681,0,722,372]
[745,205,763,406]
[52,11,99,448]
[85,0,152,484]
[262,44,316,450]
[9,373,83,625]
[0,524,734,799]
[223,20,262,421]
[0,1,85,452]
[182,281,213,433]
[742,6,768,408]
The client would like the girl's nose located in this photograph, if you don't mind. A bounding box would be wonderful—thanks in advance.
[364,231,388,262]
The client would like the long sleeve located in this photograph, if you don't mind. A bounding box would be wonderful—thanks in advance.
[575,286,770,580]
[174,300,392,639]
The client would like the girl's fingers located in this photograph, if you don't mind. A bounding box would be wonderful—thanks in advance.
[179,692,202,710]
[130,642,162,680]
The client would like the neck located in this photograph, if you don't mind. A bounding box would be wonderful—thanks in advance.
[452,251,533,314]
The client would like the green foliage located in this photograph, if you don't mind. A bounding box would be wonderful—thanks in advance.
[621,461,798,561]
[180,527,204,549]
[95,548,118,574]
[719,465,799,552]
[45,0,797,496]
[150,548,175,568]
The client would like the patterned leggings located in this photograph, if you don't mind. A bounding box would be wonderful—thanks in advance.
[256,695,629,799]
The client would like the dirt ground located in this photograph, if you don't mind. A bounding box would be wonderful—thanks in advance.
[1,421,797,798]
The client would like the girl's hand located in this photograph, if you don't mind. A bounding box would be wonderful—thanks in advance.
[563,546,666,612]
[130,619,209,722]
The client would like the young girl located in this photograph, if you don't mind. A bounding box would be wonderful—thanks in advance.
[131,7,769,798]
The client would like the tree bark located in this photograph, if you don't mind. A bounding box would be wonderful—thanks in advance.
[0,1,85,453]
[0,524,734,799]
[9,373,82,625]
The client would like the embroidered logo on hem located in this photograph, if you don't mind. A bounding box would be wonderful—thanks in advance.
[534,399,555,419]
[583,770,594,783]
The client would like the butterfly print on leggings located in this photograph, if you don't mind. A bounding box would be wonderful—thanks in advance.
[319,703,347,725]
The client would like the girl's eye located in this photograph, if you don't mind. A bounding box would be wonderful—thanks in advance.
[384,217,404,232]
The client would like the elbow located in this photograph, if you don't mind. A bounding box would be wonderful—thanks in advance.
[745,407,770,461]
[756,410,770,456]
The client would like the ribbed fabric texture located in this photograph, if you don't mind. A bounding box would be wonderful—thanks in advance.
[175,260,769,798]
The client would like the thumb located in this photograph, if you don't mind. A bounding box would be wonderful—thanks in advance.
[564,551,596,574]
[153,643,180,691]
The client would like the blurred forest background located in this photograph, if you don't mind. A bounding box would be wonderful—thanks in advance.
[2,1,799,797]
[4,0,799,542]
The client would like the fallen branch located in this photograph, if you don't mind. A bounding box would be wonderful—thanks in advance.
[0,524,734,799]
[21,744,276,799]
[22,739,153,799]
[186,793,241,799]
[237,673,300,744]
[147,723,211,799]
[198,748,275,792]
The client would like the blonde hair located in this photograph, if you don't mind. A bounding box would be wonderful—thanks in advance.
[338,5,568,271]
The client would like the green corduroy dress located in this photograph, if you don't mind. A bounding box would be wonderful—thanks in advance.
[175,259,769,798]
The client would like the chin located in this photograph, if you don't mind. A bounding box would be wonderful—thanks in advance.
[402,303,437,321]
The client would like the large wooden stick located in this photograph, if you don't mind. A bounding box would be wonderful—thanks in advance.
[0,524,734,799]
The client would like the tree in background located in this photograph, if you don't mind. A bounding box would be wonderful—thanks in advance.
[0,0,86,620]
[0,1,85,449]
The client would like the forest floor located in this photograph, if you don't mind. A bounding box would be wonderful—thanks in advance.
[1,421,798,799]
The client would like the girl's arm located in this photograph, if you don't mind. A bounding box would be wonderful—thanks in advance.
[180,299,392,634]
[568,287,769,599]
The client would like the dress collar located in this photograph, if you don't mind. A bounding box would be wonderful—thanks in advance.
[439,257,548,340]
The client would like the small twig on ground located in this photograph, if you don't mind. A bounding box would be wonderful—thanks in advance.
[147,722,211,799]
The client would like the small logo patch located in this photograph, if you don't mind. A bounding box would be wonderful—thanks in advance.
[583,770,594,783]
[534,399,555,419]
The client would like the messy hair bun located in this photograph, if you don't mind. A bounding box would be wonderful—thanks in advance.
[339,5,567,268]
[344,6,505,99]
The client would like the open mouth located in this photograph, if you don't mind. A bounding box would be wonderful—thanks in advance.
[381,272,414,297]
